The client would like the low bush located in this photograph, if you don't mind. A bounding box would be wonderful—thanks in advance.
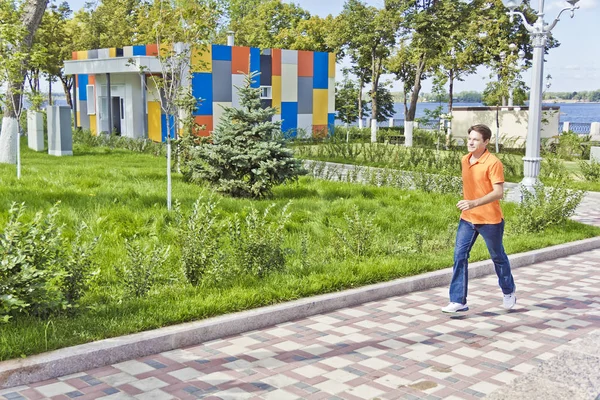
[178,195,225,286]
[119,236,170,297]
[579,159,600,181]
[229,203,291,278]
[513,181,585,233]
[73,129,165,156]
[0,203,97,322]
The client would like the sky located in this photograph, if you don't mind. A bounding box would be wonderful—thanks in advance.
[64,0,600,94]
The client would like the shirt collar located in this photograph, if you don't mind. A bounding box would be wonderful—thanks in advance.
[469,149,491,165]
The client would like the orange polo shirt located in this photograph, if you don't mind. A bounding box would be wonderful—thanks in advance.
[460,150,504,224]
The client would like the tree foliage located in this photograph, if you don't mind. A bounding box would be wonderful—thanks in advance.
[336,0,401,140]
[335,69,364,125]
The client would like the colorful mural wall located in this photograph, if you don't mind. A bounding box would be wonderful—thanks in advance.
[71,44,335,141]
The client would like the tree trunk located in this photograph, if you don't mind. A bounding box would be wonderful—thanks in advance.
[447,68,454,148]
[357,75,364,129]
[60,75,73,108]
[405,53,426,147]
[448,68,454,112]
[49,75,53,105]
[0,0,49,164]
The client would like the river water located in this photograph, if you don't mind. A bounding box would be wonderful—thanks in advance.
[393,102,600,124]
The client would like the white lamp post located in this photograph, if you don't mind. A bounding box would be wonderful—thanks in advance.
[501,0,580,190]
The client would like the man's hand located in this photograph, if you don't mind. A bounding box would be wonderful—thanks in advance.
[456,199,477,211]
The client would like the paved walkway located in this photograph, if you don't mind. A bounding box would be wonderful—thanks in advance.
[2,186,600,400]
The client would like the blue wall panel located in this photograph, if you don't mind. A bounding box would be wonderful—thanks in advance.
[192,73,213,115]
[212,44,232,61]
[132,45,146,56]
[250,48,261,88]
[328,113,335,135]
[281,102,298,137]
[78,75,88,101]
[161,114,176,142]
[313,52,329,89]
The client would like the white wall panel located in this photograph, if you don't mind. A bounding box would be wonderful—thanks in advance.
[281,64,298,102]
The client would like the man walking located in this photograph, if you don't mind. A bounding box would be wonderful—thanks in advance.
[442,124,516,313]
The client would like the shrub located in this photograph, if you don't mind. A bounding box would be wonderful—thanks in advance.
[551,131,589,160]
[179,195,225,286]
[119,236,169,297]
[228,203,291,278]
[72,129,165,156]
[579,159,600,181]
[540,154,569,181]
[0,203,97,322]
[334,205,379,258]
[513,181,585,233]
[184,73,306,198]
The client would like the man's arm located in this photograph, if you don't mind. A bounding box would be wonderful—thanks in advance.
[456,183,504,211]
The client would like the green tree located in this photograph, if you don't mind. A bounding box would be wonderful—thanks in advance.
[29,1,73,107]
[336,0,401,142]
[335,69,364,126]
[0,0,49,166]
[130,0,220,210]
[71,0,142,49]
[225,0,310,49]
[184,73,305,198]
[369,82,395,123]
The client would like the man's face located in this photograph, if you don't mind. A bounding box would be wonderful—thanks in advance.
[467,130,489,154]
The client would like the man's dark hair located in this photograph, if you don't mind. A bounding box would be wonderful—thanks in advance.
[468,124,492,142]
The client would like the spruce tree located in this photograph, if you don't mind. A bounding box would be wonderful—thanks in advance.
[185,72,305,198]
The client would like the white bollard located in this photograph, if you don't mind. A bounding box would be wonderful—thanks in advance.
[562,121,570,133]
[590,146,600,162]
[389,118,394,128]
[590,122,600,141]
[27,110,45,152]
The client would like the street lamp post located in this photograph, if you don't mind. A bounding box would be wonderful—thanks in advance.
[501,0,580,190]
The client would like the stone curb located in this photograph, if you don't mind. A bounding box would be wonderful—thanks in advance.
[2,236,600,389]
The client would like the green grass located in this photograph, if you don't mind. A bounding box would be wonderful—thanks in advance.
[0,140,599,361]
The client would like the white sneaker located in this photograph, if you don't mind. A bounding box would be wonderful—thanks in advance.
[503,292,517,310]
[441,302,469,313]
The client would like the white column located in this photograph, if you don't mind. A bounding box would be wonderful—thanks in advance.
[521,27,545,190]
[389,118,394,128]
[562,121,570,133]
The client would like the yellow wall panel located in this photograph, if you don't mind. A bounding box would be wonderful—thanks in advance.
[313,89,328,125]
[76,111,80,127]
[109,48,116,57]
[147,101,162,142]
[272,75,281,113]
[89,115,97,136]
[192,45,212,72]
[328,53,336,78]
[328,77,335,113]
[159,43,172,58]
[77,51,88,60]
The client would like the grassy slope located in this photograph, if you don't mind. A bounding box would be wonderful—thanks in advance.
[0,142,598,360]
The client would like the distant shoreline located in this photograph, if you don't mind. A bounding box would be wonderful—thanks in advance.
[543,99,600,104]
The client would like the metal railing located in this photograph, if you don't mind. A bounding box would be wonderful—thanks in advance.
[340,119,594,135]
[568,122,591,135]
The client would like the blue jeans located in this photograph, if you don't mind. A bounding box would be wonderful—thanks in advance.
[449,219,515,304]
